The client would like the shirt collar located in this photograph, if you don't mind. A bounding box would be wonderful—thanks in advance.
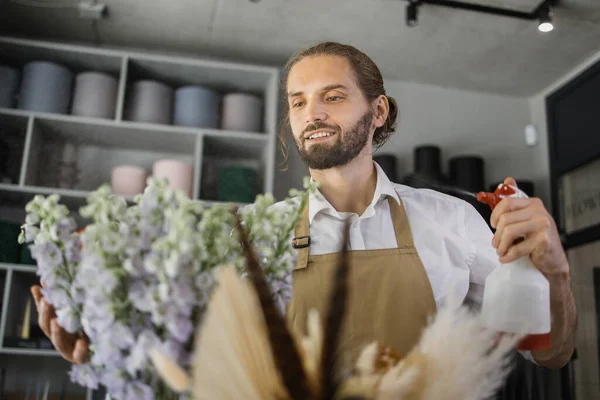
[308,161,400,224]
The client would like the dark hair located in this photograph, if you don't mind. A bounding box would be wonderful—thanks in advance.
[279,41,399,168]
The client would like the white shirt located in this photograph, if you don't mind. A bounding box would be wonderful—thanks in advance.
[305,162,497,311]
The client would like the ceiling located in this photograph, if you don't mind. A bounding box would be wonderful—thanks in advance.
[0,0,599,97]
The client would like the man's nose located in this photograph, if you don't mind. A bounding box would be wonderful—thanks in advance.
[305,101,327,123]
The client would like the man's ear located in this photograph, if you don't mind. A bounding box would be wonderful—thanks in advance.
[372,94,389,129]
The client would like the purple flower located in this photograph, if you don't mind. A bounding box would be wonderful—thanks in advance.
[165,312,193,343]
[69,364,99,390]
[30,241,64,269]
[41,286,71,309]
[128,280,153,313]
[64,236,82,263]
[51,217,76,241]
[125,381,154,400]
[125,330,159,376]
[109,322,135,349]
[100,368,127,399]
[56,307,81,333]
[91,337,124,369]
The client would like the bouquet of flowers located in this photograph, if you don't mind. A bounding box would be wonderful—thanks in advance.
[18,177,317,400]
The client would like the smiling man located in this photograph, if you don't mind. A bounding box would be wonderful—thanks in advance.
[281,41,576,369]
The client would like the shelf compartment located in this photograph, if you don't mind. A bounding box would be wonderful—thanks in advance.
[0,112,29,186]
[0,269,53,352]
[124,56,274,130]
[22,116,198,192]
[0,354,88,399]
[200,134,266,203]
[0,38,124,119]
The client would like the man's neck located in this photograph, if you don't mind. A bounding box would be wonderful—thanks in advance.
[309,156,377,216]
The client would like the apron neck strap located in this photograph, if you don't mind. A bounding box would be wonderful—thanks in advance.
[388,196,416,248]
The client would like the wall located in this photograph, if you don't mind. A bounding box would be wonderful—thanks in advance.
[273,79,542,203]
[528,48,600,210]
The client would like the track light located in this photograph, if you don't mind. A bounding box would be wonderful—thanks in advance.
[406,1,420,27]
[538,5,554,32]
[401,0,557,33]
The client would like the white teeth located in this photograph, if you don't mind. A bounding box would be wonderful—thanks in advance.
[308,132,333,140]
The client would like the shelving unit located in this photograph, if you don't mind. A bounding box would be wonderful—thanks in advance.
[0,35,280,399]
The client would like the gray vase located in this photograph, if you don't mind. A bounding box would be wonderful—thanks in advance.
[18,61,73,114]
[125,80,173,125]
[221,93,263,132]
[0,65,20,108]
[71,71,119,119]
[173,86,220,128]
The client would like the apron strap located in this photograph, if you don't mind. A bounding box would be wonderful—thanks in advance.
[388,196,416,249]
[293,200,311,270]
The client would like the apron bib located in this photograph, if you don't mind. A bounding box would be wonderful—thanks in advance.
[287,197,437,366]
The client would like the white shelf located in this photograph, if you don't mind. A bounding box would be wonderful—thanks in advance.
[0,35,279,381]
[0,263,36,272]
[0,348,60,356]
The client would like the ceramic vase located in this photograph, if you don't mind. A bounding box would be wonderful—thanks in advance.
[18,61,73,114]
[71,71,118,119]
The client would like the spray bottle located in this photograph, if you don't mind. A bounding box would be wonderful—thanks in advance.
[477,183,551,351]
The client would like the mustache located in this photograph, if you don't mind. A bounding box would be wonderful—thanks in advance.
[302,122,340,136]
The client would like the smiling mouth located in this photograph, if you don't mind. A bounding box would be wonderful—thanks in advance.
[306,131,336,140]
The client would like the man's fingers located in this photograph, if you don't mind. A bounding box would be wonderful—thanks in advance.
[31,285,43,309]
[492,208,532,247]
[496,217,549,257]
[499,238,536,264]
[490,197,531,228]
[73,338,90,365]
[50,319,76,362]
[38,299,56,338]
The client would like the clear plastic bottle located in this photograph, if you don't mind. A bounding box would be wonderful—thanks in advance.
[477,183,551,351]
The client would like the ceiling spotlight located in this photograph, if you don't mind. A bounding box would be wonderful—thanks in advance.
[406,1,420,27]
[538,5,554,32]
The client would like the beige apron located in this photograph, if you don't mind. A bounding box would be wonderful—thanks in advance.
[287,197,437,365]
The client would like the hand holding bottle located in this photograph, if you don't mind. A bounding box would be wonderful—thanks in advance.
[483,177,569,277]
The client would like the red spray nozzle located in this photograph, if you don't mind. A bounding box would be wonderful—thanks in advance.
[477,184,518,211]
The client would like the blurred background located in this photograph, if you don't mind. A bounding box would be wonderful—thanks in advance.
[0,0,598,399]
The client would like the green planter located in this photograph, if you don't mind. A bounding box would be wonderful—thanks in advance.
[217,166,258,204]
[0,221,21,263]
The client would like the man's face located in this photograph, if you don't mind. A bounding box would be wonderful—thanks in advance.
[286,55,375,170]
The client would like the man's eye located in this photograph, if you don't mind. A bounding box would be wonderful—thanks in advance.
[292,101,304,108]
[327,96,342,101]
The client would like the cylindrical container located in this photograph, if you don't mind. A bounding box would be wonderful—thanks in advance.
[173,86,220,128]
[221,93,262,132]
[71,71,118,119]
[0,65,20,108]
[18,61,73,114]
[0,221,21,263]
[414,145,443,180]
[111,165,148,196]
[153,160,193,198]
[449,155,485,192]
[125,80,173,125]
[217,166,258,203]
[373,154,398,182]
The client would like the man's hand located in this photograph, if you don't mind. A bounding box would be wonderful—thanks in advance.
[489,177,576,369]
[490,177,568,277]
[31,285,90,364]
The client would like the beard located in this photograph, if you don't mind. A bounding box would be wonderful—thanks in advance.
[295,110,373,170]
